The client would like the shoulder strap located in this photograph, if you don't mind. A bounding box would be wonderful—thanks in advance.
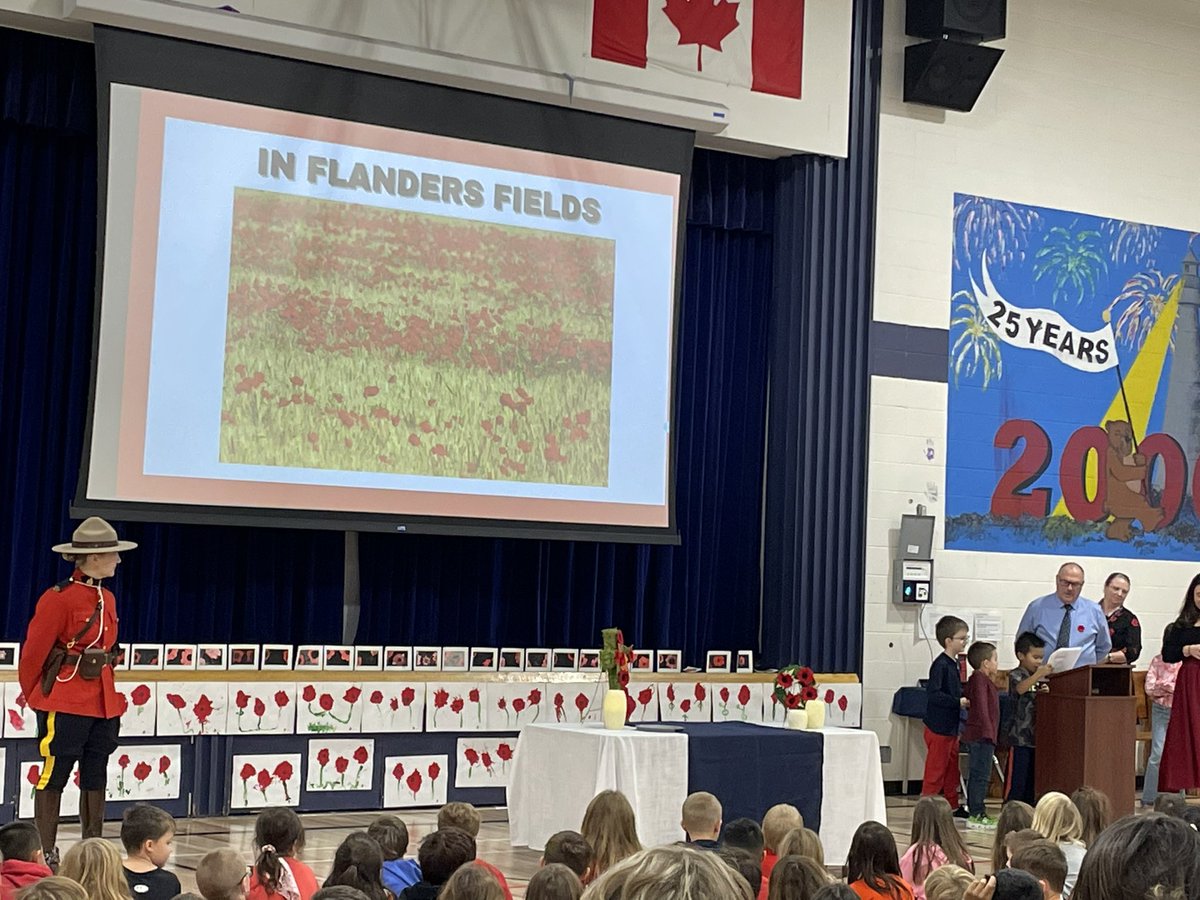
[64,601,102,650]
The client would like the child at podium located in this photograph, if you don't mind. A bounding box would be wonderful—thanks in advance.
[1006,632,1052,805]
[922,616,970,814]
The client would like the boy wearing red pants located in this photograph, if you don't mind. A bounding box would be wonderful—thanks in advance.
[922,615,969,816]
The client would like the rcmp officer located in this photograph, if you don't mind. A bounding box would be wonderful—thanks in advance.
[17,517,135,865]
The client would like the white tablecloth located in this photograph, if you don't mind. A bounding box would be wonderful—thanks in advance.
[505,721,886,866]
[507,723,689,850]
[814,726,888,866]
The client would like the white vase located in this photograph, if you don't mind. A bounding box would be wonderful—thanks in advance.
[784,707,808,730]
[602,689,627,730]
[804,702,826,729]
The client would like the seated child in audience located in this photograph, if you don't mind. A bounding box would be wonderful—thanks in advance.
[761,805,803,880]
[846,822,914,900]
[1009,840,1067,900]
[721,819,766,899]
[921,866,974,900]
[1030,793,1084,897]
[767,856,829,900]
[1152,793,1186,816]
[368,816,420,896]
[1067,788,1109,848]
[12,876,88,900]
[58,838,132,900]
[988,870,1044,900]
[195,848,250,900]
[524,864,582,900]
[541,831,592,884]
[0,822,53,897]
[399,828,476,900]
[990,802,1034,876]
[580,791,642,878]
[1071,813,1200,900]
[717,848,761,900]
[900,797,974,900]
[1002,831,1044,869]
[435,803,510,899]
[248,807,319,900]
[312,890,370,900]
[680,793,722,850]
[121,803,181,900]
[583,845,752,900]
[324,833,389,900]
[777,828,824,867]
[436,865,504,900]
[813,888,859,900]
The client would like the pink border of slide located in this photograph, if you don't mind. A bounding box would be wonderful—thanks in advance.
[113,87,676,527]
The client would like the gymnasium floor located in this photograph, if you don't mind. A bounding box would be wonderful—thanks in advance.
[68,797,1002,896]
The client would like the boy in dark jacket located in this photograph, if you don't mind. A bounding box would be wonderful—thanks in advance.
[922,615,970,815]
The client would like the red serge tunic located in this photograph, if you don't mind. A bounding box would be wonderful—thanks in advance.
[17,573,122,719]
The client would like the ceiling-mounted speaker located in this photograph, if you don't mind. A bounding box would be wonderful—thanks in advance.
[904,39,1004,112]
[906,0,1007,42]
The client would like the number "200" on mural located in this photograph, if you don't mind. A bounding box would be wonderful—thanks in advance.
[992,418,1192,525]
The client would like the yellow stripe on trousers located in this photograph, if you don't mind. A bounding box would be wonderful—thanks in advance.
[36,711,56,790]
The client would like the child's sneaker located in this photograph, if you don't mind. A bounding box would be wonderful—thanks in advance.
[967,814,998,829]
[952,806,971,819]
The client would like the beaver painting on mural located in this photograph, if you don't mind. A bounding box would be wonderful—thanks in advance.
[1103,419,1164,541]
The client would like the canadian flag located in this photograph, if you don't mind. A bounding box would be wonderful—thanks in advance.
[590,0,805,99]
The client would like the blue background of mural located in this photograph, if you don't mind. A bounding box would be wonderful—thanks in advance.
[946,193,1200,560]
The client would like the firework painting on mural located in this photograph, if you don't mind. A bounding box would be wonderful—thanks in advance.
[947,194,1200,560]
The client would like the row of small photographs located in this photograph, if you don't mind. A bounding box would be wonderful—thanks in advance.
[103,644,757,674]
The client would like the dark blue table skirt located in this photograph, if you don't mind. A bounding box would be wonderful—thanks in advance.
[677,723,824,834]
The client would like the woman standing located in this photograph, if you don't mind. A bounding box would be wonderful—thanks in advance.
[17,518,135,866]
[1099,573,1140,665]
[1156,574,1200,793]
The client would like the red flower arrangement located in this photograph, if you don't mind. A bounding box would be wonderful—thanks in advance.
[773,664,819,710]
[600,627,633,691]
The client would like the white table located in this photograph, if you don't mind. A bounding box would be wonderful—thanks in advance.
[507,722,689,850]
[505,721,886,866]
[811,726,888,866]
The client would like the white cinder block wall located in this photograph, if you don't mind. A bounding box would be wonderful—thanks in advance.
[866,0,1200,782]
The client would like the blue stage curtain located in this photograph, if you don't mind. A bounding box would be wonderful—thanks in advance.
[354,150,774,657]
[0,28,344,643]
[0,22,773,655]
[759,0,884,673]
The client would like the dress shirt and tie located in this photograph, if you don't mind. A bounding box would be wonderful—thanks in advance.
[1016,593,1112,668]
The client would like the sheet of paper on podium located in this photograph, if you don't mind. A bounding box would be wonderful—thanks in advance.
[1046,647,1082,672]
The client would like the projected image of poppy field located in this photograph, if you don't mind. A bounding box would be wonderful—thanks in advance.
[219,189,615,485]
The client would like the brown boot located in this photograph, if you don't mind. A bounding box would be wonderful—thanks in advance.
[79,789,106,838]
[33,789,61,869]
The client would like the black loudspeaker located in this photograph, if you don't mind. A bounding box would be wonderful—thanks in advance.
[906,0,1006,42]
[904,39,1003,112]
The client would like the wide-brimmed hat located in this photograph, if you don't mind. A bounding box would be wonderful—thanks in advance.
[51,517,138,554]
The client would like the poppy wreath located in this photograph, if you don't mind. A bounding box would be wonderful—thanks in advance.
[773,664,819,709]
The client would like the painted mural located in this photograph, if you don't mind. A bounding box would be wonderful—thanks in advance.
[946,194,1200,560]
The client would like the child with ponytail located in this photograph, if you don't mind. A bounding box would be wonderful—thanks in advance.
[249,808,318,900]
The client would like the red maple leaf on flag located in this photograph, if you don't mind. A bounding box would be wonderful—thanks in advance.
[663,0,741,73]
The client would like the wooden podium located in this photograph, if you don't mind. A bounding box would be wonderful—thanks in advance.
[1035,665,1134,816]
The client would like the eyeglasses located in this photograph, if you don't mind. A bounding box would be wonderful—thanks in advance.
[1057,578,1083,588]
